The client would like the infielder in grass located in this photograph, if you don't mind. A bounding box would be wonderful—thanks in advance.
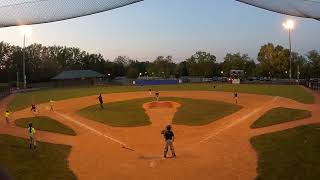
[161,125,176,158]
[155,91,160,102]
[98,94,104,109]
[4,110,10,125]
[28,123,37,150]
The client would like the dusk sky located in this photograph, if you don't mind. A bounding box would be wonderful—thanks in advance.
[0,0,319,62]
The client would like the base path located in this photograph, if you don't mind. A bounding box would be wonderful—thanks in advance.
[1,90,320,180]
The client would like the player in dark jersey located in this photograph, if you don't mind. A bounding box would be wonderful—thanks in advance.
[155,91,160,101]
[30,104,38,116]
[98,94,104,109]
[161,125,176,158]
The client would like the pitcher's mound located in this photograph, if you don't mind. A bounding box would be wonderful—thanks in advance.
[148,101,174,109]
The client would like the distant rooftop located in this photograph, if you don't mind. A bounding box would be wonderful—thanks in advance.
[52,70,103,80]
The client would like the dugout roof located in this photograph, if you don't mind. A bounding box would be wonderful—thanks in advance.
[52,70,103,80]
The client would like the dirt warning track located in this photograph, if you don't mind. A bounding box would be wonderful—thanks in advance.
[1,91,320,180]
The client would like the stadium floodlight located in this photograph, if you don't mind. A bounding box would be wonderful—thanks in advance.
[20,26,32,37]
[237,0,320,20]
[0,0,143,28]
[283,20,294,30]
[282,19,295,79]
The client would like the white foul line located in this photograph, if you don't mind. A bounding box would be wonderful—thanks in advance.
[53,111,128,148]
[200,96,279,143]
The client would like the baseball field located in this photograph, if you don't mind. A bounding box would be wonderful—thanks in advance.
[1,84,319,180]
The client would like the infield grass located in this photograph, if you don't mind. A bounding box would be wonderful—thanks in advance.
[77,97,241,127]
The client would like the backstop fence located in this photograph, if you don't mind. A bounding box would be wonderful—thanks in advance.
[0,87,11,99]
[308,82,320,91]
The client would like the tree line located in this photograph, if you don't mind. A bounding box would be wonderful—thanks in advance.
[0,41,319,83]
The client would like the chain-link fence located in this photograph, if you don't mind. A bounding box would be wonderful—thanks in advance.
[308,82,320,91]
[0,87,10,99]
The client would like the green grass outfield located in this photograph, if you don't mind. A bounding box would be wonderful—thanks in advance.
[7,84,314,112]
[0,134,76,180]
[15,116,76,136]
[77,97,241,127]
[251,107,312,129]
[251,124,320,180]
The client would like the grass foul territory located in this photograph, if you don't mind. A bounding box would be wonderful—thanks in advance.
[0,134,76,180]
[251,107,312,129]
[251,124,320,180]
[15,116,76,136]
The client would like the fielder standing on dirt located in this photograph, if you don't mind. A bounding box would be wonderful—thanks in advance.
[50,99,54,111]
[4,110,10,125]
[161,125,176,158]
[148,88,152,95]
[155,91,160,101]
[234,92,239,104]
[98,94,104,109]
[30,103,38,116]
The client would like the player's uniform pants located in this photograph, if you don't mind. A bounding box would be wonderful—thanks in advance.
[29,136,36,146]
[164,140,175,154]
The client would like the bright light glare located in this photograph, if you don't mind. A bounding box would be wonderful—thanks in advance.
[20,26,32,37]
[282,20,294,30]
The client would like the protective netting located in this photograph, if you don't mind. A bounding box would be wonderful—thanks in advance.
[237,0,320,20]
[0,0,143,27]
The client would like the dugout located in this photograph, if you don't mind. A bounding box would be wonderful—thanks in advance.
[52,70,103,87]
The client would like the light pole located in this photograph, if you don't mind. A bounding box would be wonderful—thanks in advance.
[22,33,26,89]
[20,26,32,89]
[283,20,294,79]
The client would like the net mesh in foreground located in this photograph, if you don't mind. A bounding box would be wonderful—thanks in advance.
[237,0,320,20]
[0,0,142,28]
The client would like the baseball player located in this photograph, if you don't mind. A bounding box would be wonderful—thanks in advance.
[49,100,54,111]
[30,103,38,116]
[155,91,160,101]
[234,92,239,104]
[161,125,176,158]
[98,94,104,109]
[28,123,37,149]
[4,110,10,125]
[148,88,152,95]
